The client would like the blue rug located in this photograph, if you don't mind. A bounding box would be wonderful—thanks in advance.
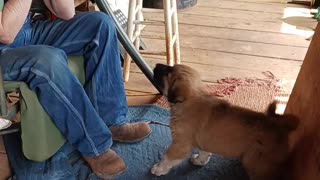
[4,105,249,180]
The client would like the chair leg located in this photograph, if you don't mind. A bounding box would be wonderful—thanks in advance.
[171,0,181,64]
[123,0,144,82]
[163,0,174,66]
[133,0,143,53]
[163,0,181,66]
[124,0,181,82]
[123,0,137,82]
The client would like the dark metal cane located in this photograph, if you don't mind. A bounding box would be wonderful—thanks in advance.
[95,0,162,93]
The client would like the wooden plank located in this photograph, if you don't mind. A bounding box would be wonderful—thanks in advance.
[228,0,306,5]
[126,58,299,94]
[197,0,306,13]
[141,36,308,61]
[0,137,11,180]
[126,95,160,106]
[74,0,87,7]
[143,25,310,47]
[226,0,292,4]
[144,13,312,35]
[0,136,5,153]
[138,49,302,78]
[283,23,320,180]
[130,56,300,82]
[126,90,154,96]
[181,4,312,23]
[0,153,11,180]
[124,72,158,94]
[125,0,306,96]
[178,6,284,22]
[125,68,295,95]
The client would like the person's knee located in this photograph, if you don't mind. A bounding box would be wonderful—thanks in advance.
[28,46,68,75]
[87,11,114,24]
[81,11,116,32]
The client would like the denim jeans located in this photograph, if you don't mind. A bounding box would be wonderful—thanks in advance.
[0,12,128,157]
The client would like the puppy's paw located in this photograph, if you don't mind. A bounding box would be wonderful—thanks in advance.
[191,153,210,166]
[151,163,170,176]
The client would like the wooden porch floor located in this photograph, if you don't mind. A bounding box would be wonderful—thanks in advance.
[124,0,312,102]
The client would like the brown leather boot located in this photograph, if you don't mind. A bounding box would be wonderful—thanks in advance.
[110,122,152,143]
[83,149,127,179]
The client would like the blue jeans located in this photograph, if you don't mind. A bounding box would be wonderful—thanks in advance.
[0,12,128,157]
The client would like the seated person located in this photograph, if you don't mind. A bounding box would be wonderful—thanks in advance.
[0,0,151,179]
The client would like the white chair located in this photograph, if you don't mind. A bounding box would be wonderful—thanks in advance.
[123,0,181,82]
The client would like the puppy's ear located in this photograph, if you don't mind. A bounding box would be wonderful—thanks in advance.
[168,84,184,103]
[153,64,174,95]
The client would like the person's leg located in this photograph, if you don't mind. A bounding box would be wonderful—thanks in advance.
[31,11,151,142]
[31,12,126,126]
[0,45,112,157]
[0,45,127,178]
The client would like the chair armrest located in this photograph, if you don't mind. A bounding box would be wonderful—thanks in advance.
[0,67,7,116]
[0,66,20,135]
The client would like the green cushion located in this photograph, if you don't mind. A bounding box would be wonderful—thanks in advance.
[67,56,85,86]
[4,56,84,161]
[4,81,66,161]
[0,0,3,11]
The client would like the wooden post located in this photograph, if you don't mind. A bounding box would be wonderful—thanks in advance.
[171,0,180,64]
[0,137,11,179]
[123,0,181,81]
[284,22,320,180]
[133,0,143,53]
[163,0,174,66]
[123,0,137,82]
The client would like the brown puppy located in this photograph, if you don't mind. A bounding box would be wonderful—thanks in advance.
[150,64,299,180]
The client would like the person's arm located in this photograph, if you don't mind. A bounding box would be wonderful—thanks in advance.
[0,0,32,44]
[43,0,75,20]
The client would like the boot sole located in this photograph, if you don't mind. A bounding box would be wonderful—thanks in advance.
[96,166,127,179]
[112,129,152,143]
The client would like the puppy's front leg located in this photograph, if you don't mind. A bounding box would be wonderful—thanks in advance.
[191,150,212,166]
[151,142,192,176]
[151,154,183,176]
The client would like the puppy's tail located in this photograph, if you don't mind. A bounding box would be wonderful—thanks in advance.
[266,101,300,132]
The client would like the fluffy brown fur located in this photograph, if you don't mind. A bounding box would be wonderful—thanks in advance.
[150,63,299,180]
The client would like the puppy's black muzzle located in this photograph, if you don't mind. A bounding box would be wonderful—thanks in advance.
[153,64,173,94]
